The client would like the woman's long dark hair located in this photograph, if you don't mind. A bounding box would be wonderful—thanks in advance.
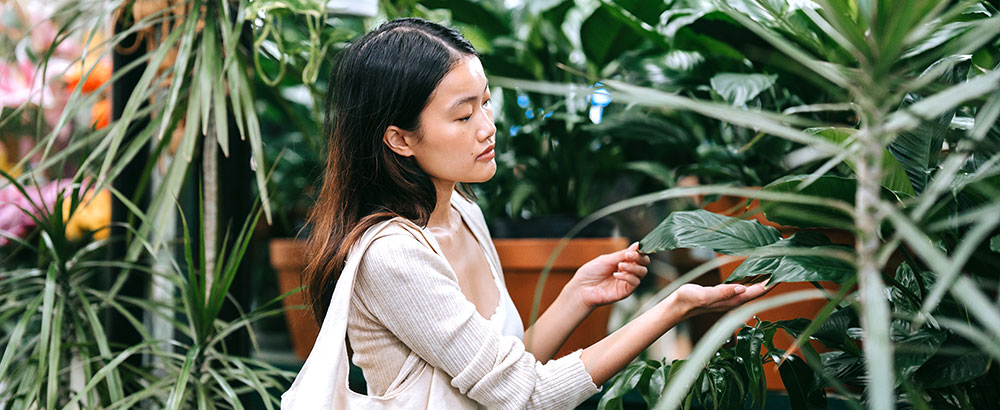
[304,18,478,323]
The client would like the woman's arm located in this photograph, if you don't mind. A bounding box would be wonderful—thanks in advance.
[525,243,650,362]
[580,282,768,385]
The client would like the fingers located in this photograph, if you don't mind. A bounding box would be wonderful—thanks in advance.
[705,282,767,310]
[705,283,746,304]
[617,260,647,279]
[613,270,641,288]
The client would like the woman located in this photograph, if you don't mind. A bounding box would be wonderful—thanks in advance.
[282,18,767,409]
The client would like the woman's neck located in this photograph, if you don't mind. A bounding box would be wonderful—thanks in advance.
[426,179,458,230]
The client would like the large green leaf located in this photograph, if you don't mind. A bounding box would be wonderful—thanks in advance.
[777,306,858,351]
[888,57,971,194]
[725,231,854,283]
[760,175,856,229]
[606,0,669,26]
[778,354,827,410]
[709,73,778,107]
[892,321,946,380]
[735,325,766,407]
[419,0,510,37]
[889,262,922,314]
[808,127,915,196]
[820,351,866,386]
[581,2,648,70]
[913,346,991,389]
[639,210,781,255]
[597,359,651,410]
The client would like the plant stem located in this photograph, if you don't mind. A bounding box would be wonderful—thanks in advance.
[855,108,895,410]
[203,119,217,296]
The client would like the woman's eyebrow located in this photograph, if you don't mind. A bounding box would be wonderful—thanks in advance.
[448,85,489,111]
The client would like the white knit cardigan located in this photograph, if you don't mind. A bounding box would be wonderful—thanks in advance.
[345,194,601,409]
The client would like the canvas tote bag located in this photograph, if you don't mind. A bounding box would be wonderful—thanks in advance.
[281,218,480,409]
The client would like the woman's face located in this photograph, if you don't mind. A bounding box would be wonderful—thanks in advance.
[386,55,497,185]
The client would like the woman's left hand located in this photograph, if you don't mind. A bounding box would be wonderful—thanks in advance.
[571,242,651,309]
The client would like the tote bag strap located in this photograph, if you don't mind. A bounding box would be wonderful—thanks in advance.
[282,217,437,409]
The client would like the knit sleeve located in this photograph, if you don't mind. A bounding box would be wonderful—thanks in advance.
[355,233,601,410]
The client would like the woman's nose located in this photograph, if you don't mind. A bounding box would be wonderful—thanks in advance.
[478,113,496,141]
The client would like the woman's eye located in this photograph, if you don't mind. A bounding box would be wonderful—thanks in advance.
[482,98,491,108]
[458,115,472,122]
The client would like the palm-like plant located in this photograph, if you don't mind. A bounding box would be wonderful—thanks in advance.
[0,172,294,408]
[1,0,330,407]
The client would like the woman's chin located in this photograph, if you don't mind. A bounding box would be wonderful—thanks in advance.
[466,163,497,183]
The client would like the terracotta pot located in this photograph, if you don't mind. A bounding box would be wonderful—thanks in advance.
[493,237,630,359]
[269,238,319,361]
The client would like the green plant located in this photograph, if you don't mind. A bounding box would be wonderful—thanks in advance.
[499,0,1000,409]
[1,0,334,406]
[252,4,370,237]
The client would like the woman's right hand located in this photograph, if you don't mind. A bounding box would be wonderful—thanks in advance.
[669,282,770,320]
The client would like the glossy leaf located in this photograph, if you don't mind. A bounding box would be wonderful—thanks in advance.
[892,321,946,380]
[581,3,645,70]
[597,360,649,410]
[808,127,915,196]
[710,73,778,107]
[820,351,866,386]
[735,326,766,408]
[726,231,854,284]
[760,175,856,229]
[639,210,781,255]
[914,347,991,389]
[888,57,971,194]
[889,262,922,314]
[778,355,827,410]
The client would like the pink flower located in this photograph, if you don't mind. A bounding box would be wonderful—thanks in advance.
[0,178,73,247]
[0,46,57,109]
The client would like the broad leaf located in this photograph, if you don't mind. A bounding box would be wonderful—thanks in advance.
[888,57,970,194]
[710,73,778,107]
[889,262,922,314]
[778,354,827,410]
[419,0,509,37]
[892,321,947,380]
[777,306,857,350]
[760,175,856,229]
[597,360,649,409]
[820,351,866,386]
[639,210,781,255]
[914,346,991,389]
[808,127,915,196]
[726,231,854,284]
[581,3,646,70]
[735,326,766,407]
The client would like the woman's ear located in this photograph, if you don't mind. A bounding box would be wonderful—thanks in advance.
[383,125,415,157]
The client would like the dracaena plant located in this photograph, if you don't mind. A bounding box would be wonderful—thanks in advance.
[0,169,294,408]
[1,0,329,407]
[499,0,1000,409]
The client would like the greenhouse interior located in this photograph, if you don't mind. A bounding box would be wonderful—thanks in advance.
[1,0,999,409]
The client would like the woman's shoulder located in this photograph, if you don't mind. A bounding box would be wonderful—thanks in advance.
[355,219,458,284]
[355,218,438,264]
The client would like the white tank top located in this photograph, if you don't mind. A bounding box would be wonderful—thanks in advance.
[483,243,525,339]
[448,200,525,340]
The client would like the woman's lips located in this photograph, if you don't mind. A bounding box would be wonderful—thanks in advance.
[476,144,495,161]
